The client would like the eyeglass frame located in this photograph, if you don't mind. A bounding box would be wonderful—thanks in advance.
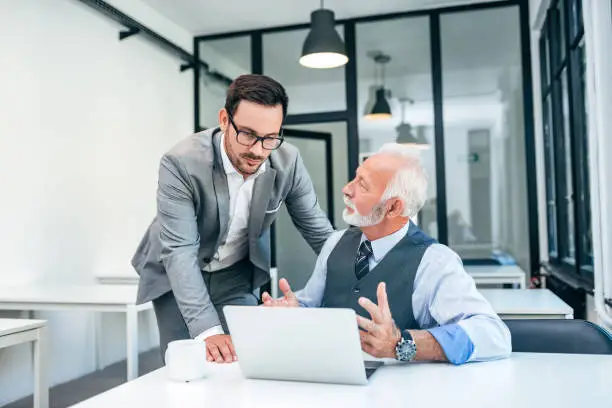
[227,113,285,151]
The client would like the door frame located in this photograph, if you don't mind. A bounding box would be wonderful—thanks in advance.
[270,128,335,270]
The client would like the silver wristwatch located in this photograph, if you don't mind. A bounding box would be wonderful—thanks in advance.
[395,330,417,361]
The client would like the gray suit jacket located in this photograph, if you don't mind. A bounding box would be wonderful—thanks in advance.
[131,127,334,337]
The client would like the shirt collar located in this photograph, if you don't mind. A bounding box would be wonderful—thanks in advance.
[361,222,410,262]
[220,132,266,177]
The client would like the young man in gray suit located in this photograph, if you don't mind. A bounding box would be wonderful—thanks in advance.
[132,74,334,363]
[263,144,511,365]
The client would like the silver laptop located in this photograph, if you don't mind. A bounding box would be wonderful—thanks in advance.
[223,305,383,385]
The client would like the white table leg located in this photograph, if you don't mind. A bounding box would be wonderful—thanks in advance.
[126,305,138,381]
[94,312,103,371]
[33,326,49,408]
[21,310,40,383]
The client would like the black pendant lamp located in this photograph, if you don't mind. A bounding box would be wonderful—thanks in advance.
[364,52,392,120]
[368,88,392,118]
[396,98,430,149]
[299,1,348,69]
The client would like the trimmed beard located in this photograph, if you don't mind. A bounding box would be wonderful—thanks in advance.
[342,196,387,227]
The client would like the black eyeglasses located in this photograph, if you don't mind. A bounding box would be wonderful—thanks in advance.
[228,114,284,150]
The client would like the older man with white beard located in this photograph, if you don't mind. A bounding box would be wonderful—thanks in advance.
[262,143,511,365]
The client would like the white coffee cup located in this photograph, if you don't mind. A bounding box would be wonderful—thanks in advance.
[165,339,209,382]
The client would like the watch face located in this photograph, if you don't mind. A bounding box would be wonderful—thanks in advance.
[396,338,417,362]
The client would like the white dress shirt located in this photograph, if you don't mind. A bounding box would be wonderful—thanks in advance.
[196,133,266,341]
[295,223,512,363]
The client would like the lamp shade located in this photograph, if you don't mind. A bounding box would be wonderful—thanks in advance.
[396,123,430,149]
[364,88,392,120]
[299,9,348,69]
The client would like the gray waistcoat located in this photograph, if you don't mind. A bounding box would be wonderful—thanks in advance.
[321,222,436,331]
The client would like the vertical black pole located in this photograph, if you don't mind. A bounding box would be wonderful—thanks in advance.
[430,13,449,245]
[325,136,335,227]
[344,22,359,179]
[251,31,263,74]
[193,37,200,132]
[519,0,540,278]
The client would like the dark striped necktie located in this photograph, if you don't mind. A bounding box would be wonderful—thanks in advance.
[355,240,373,280]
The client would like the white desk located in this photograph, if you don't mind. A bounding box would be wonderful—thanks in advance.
[465,264,527,288]
[68,353,611,408]
[481,288,573,319]
[95,276,139,285]
[0,284,152,380]
[94,271,139,285]
[0,319,48,408]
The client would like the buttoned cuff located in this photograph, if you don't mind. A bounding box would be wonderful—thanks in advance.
[194,325,224,342]
[427,324,474,365]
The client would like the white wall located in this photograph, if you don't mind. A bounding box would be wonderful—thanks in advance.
[0,0,192,405]
[106,0,193,50]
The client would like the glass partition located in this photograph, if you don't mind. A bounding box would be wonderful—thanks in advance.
[274,127,334,291]
[263,28,346,114]
[356,16,438,238]
[440,6,529,269]
[198,36,251,128]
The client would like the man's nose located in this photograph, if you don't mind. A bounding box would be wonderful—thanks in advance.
[342,181,353,196]
[250,141,265,157]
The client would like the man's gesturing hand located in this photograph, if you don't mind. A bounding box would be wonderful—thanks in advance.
[356,282,402,359]
[205,334,236,363]
[261,278,299,308]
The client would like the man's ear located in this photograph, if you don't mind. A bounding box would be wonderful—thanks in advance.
[218,108,228,132]
[386,198,405,218]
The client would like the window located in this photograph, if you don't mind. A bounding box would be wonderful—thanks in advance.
[543,96,558,256]
[540,0,592,282]
[355,17,437,238]
[439,7,530,268]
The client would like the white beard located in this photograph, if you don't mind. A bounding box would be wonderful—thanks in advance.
[342,197,386,227]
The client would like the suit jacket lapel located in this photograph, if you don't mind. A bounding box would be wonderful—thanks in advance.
[249,167,277,239]
[212,131,230,244]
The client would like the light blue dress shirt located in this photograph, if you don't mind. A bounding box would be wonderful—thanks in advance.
[295,223,512,364]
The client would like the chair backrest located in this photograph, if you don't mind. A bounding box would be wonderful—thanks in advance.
[504,319,612,354]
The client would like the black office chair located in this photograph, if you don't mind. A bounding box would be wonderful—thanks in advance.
[504,319,612,354]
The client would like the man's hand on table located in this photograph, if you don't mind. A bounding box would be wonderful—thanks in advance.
[205,334,236,363]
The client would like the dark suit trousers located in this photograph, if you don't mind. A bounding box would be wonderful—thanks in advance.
[152,258,259,361]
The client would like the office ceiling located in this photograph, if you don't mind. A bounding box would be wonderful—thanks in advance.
[200,5,521,88]
[140,0,503,35]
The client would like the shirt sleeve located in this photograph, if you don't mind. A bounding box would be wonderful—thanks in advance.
[413,244,512,364]
[194,325,225,342]
[294,230,345,308]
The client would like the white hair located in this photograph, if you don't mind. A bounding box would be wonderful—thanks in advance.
[376,143,428,218]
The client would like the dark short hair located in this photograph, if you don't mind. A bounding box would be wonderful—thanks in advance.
[224,74,289,119]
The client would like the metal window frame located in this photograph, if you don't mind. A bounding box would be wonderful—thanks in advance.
[539,0,593,288]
